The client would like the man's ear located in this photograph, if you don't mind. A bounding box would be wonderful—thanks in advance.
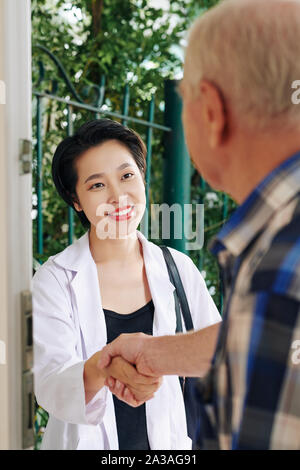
[199,80,227,148]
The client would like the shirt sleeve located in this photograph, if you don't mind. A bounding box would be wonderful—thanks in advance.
[32,263,107,426]
[231,291,300,450]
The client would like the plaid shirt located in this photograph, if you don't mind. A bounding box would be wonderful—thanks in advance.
[196,151,300,450]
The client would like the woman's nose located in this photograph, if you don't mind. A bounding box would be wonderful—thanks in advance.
[107,185,128,206]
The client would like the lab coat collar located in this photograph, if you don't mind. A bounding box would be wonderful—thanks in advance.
[52,229,93,272]
[52,230,176,300]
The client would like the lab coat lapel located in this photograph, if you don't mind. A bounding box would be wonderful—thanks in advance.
[137,232,178,450]
[137,231,177,337]
[53,230,107,358]
[71,261,107,358]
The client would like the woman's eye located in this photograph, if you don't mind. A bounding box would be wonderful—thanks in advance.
[122,173,134,180]
[90,182,104,189]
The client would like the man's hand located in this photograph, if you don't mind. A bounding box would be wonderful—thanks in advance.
[103,356,162,407]
[97,324,221,379]
[97,332,155,376]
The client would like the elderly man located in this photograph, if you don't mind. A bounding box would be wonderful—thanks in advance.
[97,0,300,450]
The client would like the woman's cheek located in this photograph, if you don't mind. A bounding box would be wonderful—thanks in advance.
[133,203,146,228]
[84,196,105,225]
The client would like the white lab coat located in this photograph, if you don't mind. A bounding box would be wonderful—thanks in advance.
[32,229,221,450]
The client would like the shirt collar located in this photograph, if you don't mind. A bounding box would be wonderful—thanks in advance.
[52,228,151,272]
[209,150,300,258]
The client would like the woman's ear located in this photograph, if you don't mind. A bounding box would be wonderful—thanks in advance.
[72,193,83,212]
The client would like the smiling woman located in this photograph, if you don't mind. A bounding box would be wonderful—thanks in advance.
[72,138,146,242]
[32,118,221,450]
[51,119,147,231]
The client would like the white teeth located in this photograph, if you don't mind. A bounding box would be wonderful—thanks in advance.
[110,206,133,216]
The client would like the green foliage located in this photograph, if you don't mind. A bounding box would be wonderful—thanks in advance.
[34,401,49,450]
[32,0,198,261]
[32,0,236,449]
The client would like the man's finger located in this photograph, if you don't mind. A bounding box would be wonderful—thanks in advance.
[106,378,156,407]
[126,385,157,402]
[126,381,160,396]
[107,382,144,407]
[125,364,161,385]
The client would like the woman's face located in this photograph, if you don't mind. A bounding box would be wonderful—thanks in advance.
[73,139,146,239]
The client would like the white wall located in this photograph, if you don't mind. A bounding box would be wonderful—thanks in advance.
[0,0,32,450]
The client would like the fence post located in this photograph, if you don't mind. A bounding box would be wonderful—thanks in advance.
[140,95,155,239]
[163,80,191,253]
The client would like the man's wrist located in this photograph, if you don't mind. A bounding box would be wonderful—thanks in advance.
[142,334,172,376]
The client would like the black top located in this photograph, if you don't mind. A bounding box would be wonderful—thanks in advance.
[103,299,154,450]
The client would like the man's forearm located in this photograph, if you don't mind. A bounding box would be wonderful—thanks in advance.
[143,322,221,377]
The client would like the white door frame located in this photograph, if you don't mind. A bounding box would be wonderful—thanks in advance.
[0,0,32,450]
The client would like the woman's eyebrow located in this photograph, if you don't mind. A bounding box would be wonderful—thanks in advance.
[84,163,134,184]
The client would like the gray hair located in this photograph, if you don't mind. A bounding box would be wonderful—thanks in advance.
[184,0,300,131]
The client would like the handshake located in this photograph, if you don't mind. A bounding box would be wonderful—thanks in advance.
[83,333,163,408]
[84,324,219,406]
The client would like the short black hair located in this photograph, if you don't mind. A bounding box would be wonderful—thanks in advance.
[51,119,147,229]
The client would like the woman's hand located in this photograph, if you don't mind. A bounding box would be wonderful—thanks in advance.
[103,356,163,407]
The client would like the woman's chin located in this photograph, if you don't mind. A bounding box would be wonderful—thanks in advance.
[95,221,139,240]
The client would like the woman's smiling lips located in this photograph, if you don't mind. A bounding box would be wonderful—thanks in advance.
[107,205,135,221]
